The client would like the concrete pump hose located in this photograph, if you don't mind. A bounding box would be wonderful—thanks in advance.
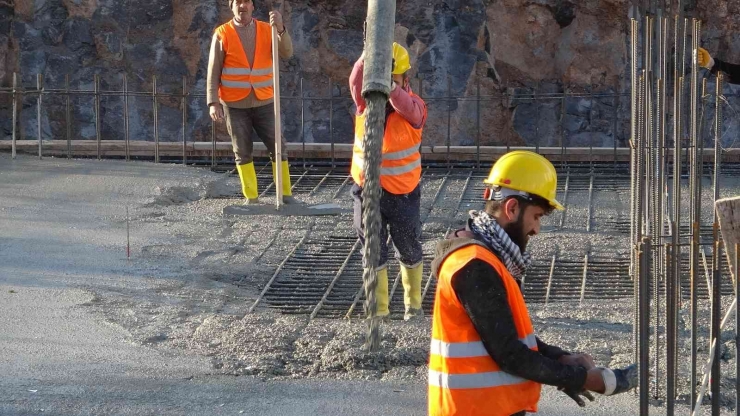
[360,0,396,352]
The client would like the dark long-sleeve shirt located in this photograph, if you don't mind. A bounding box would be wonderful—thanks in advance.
[711,58,740,85]
[433,230,588,393]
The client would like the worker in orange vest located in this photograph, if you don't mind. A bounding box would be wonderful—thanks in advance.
[428,151,637,416]
[207,0,296,204]
[349,42,427,321]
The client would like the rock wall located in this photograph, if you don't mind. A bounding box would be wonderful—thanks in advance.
[1,0,739,152]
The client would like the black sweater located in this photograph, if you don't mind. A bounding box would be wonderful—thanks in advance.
[712,58,740,85]
[432,230,588,393]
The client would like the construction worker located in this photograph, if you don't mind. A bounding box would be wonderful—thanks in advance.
[698,47,740,84]
[207,0,296,204]
[428,151,637,416]
[349,42,428,321]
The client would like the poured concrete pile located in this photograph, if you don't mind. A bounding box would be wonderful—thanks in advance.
[2,153,740,414]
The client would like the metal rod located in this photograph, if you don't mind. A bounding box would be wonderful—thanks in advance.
[476,74,481,168]
[665,241,676,415]
[714,73,723,208]
[329,75,334,169]
[639,237,650,416]
[447,75,452,169]
[710,225,721,415]
[211,118,216,167]
[545,254,556,306]
[124,74,130,161]
[37,73,43,159]
[182,75,188,165]
[689,19,701,406]
[95,74,100,160]
[736,243,739,416]
[301,76,306,169]
[153,75,159,163]
[579,253,589,304]
[65,75,71,159]
[586,171,594,232]
[559,168,570,229]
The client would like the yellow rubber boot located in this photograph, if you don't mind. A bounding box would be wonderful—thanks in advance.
[236,162,259,203]
[401,263,424,320]
[374,267,390,318]
[271,160,298,203]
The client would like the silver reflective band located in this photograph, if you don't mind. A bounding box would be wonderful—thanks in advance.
[379,158,420,176]
[383,144,420,160]
[430,334,536,358]
[251,67,273,76]
[352,156,421,176]
[222,68,252,75]
[430,340,487,358]
[251,79,274,88]
[428,369,528,389]
[221,79,252,89]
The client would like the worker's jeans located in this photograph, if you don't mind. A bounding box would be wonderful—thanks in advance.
[223,103,287,165]
[351,183,423,269]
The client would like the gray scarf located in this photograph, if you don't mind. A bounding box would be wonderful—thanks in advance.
[468,210,532,279]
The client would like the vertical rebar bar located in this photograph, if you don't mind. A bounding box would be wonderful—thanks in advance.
[710,224,721,416]
[65,74,71,159]
[630,18,638,279]
[95,74,101,160]
[476,75,481,168]
[714,73,722,211]
[535,81,541,155]
[639,237,651,416]
[688,19,701,407]
[579,253,589,304]
[301,76,305,169]
[11,72,18,159]
[153,75,159,163]
[329,75,334,169]
[736,243,739,416]
[446,75,451,169]
[666,240,676,415]
[182,75,187,165]
[545,254,556,306]
[37,74,43,160]
[211,118,216,167]
[124,74,130,161]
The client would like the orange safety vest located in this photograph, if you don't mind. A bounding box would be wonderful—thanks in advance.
[351,99,424,195]
[429,244,541,416]
[215,19,274,102]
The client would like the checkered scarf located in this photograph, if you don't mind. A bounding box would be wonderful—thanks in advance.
[468,210,532,279]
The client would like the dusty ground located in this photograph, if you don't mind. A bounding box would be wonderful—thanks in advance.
[2,153,739,415]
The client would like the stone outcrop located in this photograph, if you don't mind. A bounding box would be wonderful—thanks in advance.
[1,1,739,152]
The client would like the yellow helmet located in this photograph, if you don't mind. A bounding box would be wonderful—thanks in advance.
[484,150,564,211]
[392,42,411,75]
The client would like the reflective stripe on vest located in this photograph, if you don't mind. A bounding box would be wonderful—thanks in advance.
[350,100,425,195]
[429,334,536,358]
[428,243,541,416]
[428,369,529,389]
[215,19,274,102]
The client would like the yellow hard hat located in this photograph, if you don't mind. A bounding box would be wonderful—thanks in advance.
[392,42,411,75]
[484,150,564,211]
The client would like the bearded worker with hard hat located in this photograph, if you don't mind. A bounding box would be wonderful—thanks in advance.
[428,151,637,416]
[207,0,296,204]
[348,42,427,321]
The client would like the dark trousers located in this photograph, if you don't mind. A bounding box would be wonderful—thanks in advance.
[351,183,423,268]
[223,104,287,165]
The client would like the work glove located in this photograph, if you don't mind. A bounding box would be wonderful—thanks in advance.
[697,47,715,69]
[599,364,638,396]
[558,387,595,407]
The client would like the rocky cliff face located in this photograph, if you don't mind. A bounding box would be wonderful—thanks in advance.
[1,0,737,152]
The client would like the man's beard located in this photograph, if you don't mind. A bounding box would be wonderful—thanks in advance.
[503,216,529,253]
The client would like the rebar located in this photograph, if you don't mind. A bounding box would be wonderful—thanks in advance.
[11,72,18,159]
[37,74,43,160]
[182,76,188,166]
[65,75,71,159]
[95,74,101,161]
[124,74,130,161]
[153,75,159,163]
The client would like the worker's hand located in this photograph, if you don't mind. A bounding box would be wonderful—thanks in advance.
[558,387,595,407]
[558,353,596,370]
[270,11,285,33]
[583,367,606,393]
[697,47,715,69]
[209,103,224,122]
